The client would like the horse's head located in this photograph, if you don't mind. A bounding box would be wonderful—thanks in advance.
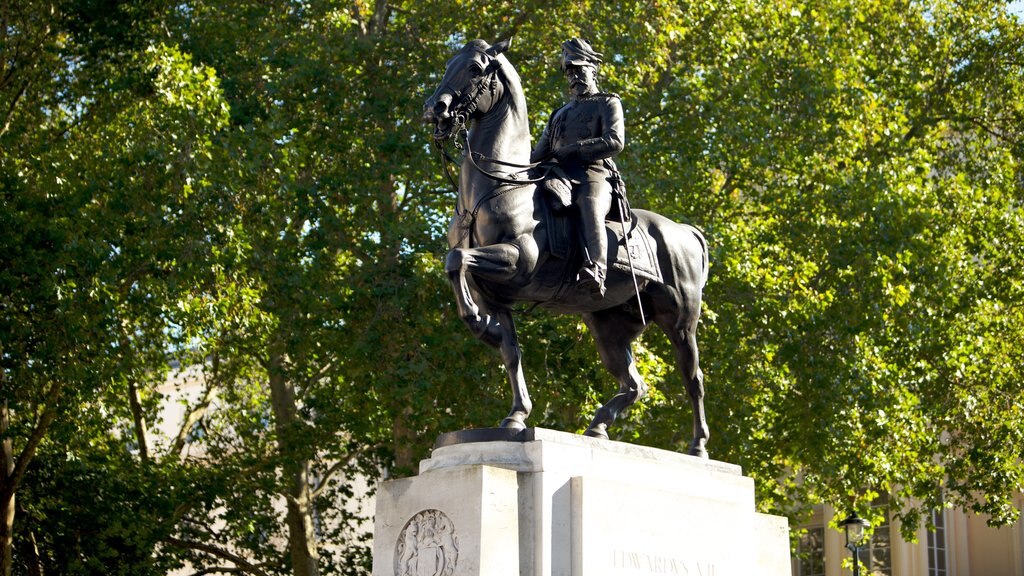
[422,39,511,141]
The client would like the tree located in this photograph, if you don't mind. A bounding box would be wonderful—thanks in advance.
[613,0,1024,536]
[3,0,1022,574]
[1,0,233,573]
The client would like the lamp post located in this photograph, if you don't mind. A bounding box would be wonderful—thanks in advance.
[841,512,871,576]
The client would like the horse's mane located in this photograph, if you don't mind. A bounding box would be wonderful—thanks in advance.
[464,39,491,52]
[496,54,523,99]
[461,40,524,95]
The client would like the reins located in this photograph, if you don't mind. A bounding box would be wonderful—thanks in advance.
[464,134,555,185]
[434,127,555,193]
[433,130,555,253]
[434,128,549,248]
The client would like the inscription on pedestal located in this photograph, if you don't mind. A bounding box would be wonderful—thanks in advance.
[612,550,716,575]
[394,509,460,576]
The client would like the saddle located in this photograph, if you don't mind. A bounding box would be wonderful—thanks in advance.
[536,185,663,301]
[538,166,630,223]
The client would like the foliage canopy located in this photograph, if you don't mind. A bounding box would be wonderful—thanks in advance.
[1,0,1022,573]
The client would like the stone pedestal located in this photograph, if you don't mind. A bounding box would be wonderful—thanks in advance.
[372,428,790,576]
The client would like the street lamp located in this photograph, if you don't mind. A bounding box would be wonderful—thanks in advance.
[841,512,871,576]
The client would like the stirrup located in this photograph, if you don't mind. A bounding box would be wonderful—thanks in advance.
[577,263,606,299]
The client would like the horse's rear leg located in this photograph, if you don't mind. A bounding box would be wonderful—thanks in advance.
[581,307,648,439]
[664,319,709,458]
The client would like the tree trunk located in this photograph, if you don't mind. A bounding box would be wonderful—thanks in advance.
[268,339,319,576]
[0,385,63,575]
[0,488,13,576]
[1,402,15,576]
[127,378,150,463]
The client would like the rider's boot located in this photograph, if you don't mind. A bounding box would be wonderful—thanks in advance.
[576,186,611,299]
[577,260,606,299]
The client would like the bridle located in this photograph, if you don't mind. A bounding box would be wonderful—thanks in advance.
[428,52,561,249]
[430,54,502,143]
[431,55,554,191]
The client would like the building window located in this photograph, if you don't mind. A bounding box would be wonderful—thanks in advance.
[794,526,825,576]
[865,498,892,576]
[927,509,948,576]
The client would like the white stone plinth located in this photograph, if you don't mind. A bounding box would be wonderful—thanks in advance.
[372,428,790,576]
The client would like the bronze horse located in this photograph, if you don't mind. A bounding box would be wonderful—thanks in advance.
[422,39,711,457]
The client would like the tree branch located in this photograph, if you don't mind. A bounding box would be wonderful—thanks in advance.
[162,537,271,576]
[171,354,221,457]
[171,383,216,456]
[8,382,63,491]
[488,8,534,43]
[188,567,255,576]
[369,0,390,37]
[188,568,245,576]
[1,404,12,479]
[0,80,29,139]
[0,5,56,138]
[127,377,151,464]
[310,444,379,500]
[964,114,1020,147]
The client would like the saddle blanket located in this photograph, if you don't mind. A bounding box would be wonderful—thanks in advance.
[609,220,663,284]
[546,212,664,285]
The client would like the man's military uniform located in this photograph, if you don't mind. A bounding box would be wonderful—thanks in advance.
[531,38,624,298]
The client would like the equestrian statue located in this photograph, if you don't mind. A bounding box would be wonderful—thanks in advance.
[422,38,711,457]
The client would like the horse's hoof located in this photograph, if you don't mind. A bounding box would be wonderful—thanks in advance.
[470,315,503,348]
[688,445,709,459]
[583,425,609,440]
[499,416,527,430]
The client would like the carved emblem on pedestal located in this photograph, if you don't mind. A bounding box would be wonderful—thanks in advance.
[394,509,460,576]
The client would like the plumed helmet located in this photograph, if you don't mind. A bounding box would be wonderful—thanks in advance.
[560,38,603,71]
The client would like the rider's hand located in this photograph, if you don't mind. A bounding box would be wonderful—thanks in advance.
[554,143,579,162]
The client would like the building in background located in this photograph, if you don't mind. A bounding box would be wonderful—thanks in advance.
[793,496,1024,576]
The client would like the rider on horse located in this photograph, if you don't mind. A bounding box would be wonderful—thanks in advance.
[531,38,625,299]
[423,38,711,454]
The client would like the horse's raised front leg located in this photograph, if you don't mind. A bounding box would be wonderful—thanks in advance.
[581,307,649,440]
[444,244,533,429]
[444,241,529,348]
[446,236,540,344]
